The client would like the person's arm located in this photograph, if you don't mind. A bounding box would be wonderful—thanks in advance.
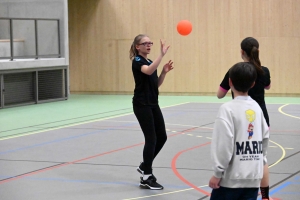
[141,40,170,75]
[264,67,271,90]
[217,71,230,99]
[158,60,173,87]
[217,86,228,98]
[209,112,234,189]
[265,84,271,90]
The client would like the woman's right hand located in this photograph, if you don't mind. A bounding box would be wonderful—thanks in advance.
[160,39,170,56]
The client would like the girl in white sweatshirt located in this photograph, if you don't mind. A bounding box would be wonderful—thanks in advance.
[209,62,269,200]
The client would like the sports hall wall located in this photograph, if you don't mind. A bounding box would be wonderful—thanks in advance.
[68,0,300,96]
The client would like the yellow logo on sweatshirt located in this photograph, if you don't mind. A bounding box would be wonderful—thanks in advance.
[245,109,256,122]
[245,109,256,140]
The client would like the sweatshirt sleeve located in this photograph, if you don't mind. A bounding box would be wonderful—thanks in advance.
[211,116,234,178]
[261,112,270,165]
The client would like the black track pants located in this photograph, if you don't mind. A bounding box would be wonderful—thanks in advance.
[259,103,270,127]
[133,104,167,174]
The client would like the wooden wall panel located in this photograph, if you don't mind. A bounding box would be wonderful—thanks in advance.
[69,0,300,95]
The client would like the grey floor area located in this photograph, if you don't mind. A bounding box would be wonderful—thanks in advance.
[0,103,299,200]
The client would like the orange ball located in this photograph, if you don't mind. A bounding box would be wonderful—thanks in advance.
[177,20,192,36]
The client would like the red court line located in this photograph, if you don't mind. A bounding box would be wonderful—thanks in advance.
[0,130,188,184]
[171,142,211,196]
[0,142,145,184]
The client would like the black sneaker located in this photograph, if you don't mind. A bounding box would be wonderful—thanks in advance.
[137,162,157,181]
[139,176,163,190]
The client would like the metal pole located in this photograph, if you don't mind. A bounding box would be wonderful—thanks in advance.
[57,20,61,58]
[35,20,39,59]
[9,19,14,61]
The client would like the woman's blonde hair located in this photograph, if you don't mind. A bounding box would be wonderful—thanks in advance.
[129,34,148,60]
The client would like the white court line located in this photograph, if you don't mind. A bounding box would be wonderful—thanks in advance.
[0,102,191,141]
[123,185,209,200]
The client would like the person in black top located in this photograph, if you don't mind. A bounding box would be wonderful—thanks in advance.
[216,37,272,200]
[129,34,173,190]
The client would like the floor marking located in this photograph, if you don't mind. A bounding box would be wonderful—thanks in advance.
[271,129,300,133]
[0,126,194,184]
[123,104,296,199]
[278,104,300,120]
[0,142,145,184]
[162,102,190,109]
[0,103,190,141]
[269,140,286,168]
[165,123,214,130]
[267,103,297,169]
[269,146,294,150]
[0,113,134,141]
[122,185,208,200]
[172,142,211,196]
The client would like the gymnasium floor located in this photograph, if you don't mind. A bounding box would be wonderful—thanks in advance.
[0,94,299,200]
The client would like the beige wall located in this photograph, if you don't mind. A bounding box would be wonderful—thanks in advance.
[68,0,300,96]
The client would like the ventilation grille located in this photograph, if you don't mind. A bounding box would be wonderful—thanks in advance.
[38,70,65,101]
[4,72,36,105]
[1,67,68,108]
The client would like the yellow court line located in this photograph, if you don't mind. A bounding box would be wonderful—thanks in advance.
[122,185,208,200]
[268,140,286,168]
[269,103,300,167]
[0,102,191,141]
[278,104,300,119]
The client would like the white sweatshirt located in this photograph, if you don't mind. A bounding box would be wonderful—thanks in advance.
[211,96,269,188]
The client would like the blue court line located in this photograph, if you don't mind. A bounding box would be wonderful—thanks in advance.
[256,182,291,200]
[268,180,300,199]
[0,130,106,155]
[276,191,300,195]
[270,181,291,196]
[0,124,136,155]
[0,175,191,189]
[0,110,187,155]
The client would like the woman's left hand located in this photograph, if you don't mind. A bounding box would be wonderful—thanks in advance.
[162,60,174,73]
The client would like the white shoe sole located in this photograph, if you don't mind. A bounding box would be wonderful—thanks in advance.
[139,183,163,190]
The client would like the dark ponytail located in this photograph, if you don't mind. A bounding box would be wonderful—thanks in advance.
[129,34,148,60]
[241,37,264,75]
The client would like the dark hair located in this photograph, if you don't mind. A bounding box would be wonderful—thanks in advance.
[229,62,257,93]
[129,34,148,60]
[241,37,264,75]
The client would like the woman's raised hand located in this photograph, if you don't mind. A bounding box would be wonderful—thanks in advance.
[160,39,170,56]
[162,60,174,74]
